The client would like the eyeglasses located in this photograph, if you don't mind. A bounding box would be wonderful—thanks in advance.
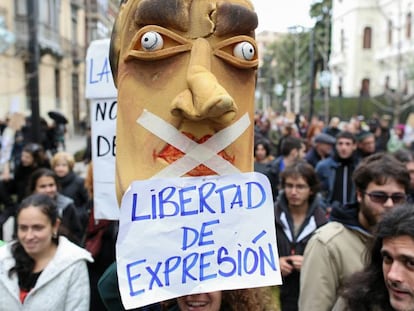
[285,183,309,191]
[363,191,406,204]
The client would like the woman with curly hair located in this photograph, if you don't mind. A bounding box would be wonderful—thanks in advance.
[98,260,279,311]
[173,287,277,311]
[122,287,276,311]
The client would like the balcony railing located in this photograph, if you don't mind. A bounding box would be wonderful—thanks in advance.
[15,16,62,56]
[14,15,85,62]
[61,37,85,64]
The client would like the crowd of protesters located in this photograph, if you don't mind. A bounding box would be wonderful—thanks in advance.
[0,113,116,311]
[0,108,413,310]
[254,109,414,311]
[254,110,414,203]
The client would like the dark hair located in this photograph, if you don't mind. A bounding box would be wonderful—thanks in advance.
[27,168,60,196]
[336,131,356,143]
[339,204,414,310]
[254,140,271,158]
[280,136,303,157]
[352,152,410,193]
[9,194,59,279]
[22,143,45,168]
[393,148,414,163]
[165,287,276,311]
[280,160,320,202]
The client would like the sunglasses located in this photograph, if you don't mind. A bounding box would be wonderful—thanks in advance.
[363,191,406,204]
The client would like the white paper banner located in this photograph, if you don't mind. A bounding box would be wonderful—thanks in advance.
[90,99,119,219]
[85,38,119,220]
[116,172,282,309]
[85,39,117,99]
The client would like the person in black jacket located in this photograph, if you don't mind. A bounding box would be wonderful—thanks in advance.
[266,137,306,202]
[3,143,50,203]
[51,152,89,231]
[27,168,83,244]
[0,143,50,239]
[275,160,327,311]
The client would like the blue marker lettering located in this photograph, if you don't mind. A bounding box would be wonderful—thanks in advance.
[243,247,259,274]
[88,58,99,84]
[182,253,198,283]
[179,185,197,216]
[199,250,217,281]
[246,181,266,209]
[159,187,179,218]
[181,226,199,251]
[229,185,243,209]
[151,189,157,219]
[126,259,146,296]
[98,58,112,83]
[164,256,181,286]
[198,182,216,214]
[259,243,277,275]
[217,247,236,277]
[199,219,219,246]
[215,184,238,213]
[146,262,163,290]
[131,193,151,221]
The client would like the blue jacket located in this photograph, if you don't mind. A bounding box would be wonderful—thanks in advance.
[315,155,357,210]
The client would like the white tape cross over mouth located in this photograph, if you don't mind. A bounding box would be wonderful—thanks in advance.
[136,110,250,178]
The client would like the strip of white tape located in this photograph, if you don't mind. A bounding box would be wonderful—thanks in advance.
[136,110,250,178]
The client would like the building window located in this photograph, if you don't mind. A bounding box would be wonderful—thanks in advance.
[403,74,408,95]
[407,13,412,39]
[388,20,393,45]
[39,1,50,24]
[24,62,30,110]
[55,68,61,109]
[15,0,27,15]
[384,75,390,91]
[338,77,343,97]
[71,4,78,45]
[72,73,80,127]
[39,0,58,29]
[340,29,345,52]
[363,27,372,49]
[360,78,370,97]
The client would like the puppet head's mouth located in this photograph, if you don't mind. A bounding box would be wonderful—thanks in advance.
[156,132,235,176]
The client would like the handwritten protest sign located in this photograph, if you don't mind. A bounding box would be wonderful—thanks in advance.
[89,99,119,219]
[117,172,282,309]
[85,38,119,219]
[85,38,117,99]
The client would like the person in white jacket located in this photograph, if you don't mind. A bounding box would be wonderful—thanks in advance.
[0,193,93,311]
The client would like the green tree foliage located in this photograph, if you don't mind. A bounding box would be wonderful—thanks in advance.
[258,0,333,116]
[310,0,332,72]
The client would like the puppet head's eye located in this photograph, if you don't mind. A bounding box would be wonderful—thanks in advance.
[141,31,164,51]
[233,42,255,60]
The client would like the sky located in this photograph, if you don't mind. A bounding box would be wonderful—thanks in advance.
[251,0,315,33]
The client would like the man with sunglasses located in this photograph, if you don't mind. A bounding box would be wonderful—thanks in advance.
[299,153,410,311]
